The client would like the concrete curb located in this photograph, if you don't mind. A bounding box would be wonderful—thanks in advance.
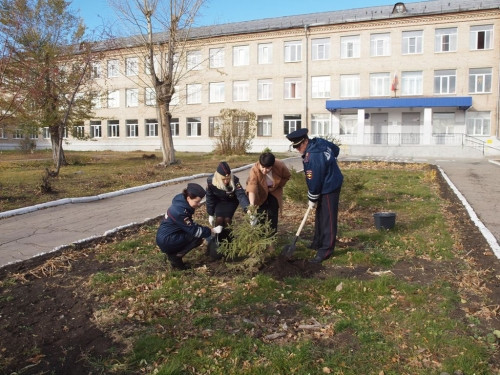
[437,165,500,259]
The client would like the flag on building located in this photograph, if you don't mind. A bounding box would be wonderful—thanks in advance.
[391,73,399,92]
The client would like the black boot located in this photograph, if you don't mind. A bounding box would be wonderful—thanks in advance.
[167,254,187,270]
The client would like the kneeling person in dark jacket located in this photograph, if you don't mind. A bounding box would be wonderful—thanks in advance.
[156,183,222,270]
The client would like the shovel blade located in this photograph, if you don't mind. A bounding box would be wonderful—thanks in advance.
[282,244,295,258]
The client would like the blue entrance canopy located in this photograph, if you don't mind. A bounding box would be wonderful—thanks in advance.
[326,97,472,112]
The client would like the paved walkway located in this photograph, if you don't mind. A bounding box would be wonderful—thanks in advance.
[1,156,499,268]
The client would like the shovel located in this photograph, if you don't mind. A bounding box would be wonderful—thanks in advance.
[281,205,312,258]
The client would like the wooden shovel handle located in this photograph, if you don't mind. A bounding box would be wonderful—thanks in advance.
[295,205,312,237]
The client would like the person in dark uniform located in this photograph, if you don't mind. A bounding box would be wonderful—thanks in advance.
[286,128,343,263]
[206,161,250,245]
[156,183,222,270]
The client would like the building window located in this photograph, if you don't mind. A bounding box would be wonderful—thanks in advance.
[283,115,301,135]
[284,40,301,62]
[340,35,360,59]
[402,30,423,54]
[233,81,249,102]
[145,54,161,75]
[466,112,490,136]
[108,120,120,137]
[401,71,423,95]
[126,88,138,107]
[258,43,273,64]
[0,127,5,138]
[257,115,272,137]
[209,82,225,103]
[469,68,492,93]
[91,94,102,109]
[209,48,225,68]
[370,33,391,56]
[145,119,158,137]
[186,84,202,104]
[370,73,390,97]
[209,116,222,137]
[311,76,331,98]
[107,59,119,78]
[187,50,202,70]
[73,124,85,138]
[171,118,179,137]
[284,78,301,99]
[470,25,493,50]
[340,74,360,98]
[125,119,139,137]
[90,121,102,138]
[311,114,331,137]
[145,87,156,106]
[125,57,138,76]
[311,38,330,60]
[107,90,120,108]
[187,117,201,136]
[90,62,101,78]
[432,112,455,135]
[29,129,38,139]
[258,79,273,100]
[42,127,50,139]
[434,69,456,94]
[435,27,457,52]
[13,129,23,139]
[340,114,357,135]
[233,45,249,66]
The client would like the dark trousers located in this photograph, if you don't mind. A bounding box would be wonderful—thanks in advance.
[313,187,341,259]
[258,193,279,233]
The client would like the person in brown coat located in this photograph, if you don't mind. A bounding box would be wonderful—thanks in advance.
[246,152,291,233]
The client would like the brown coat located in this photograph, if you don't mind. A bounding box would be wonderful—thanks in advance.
[246,159,291,211]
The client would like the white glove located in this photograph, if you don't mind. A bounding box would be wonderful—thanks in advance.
[308,200,317,209]
[250,215,258,226]
[208,215,214,226]
[212,225,223,234]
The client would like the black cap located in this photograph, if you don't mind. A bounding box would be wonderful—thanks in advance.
[186,183,206,198]
[286,128,309,148]
[216,161,231,177]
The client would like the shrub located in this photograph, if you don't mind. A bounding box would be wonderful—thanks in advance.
[212,108,257,155]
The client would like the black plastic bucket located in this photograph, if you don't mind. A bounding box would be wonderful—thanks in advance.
[373,212,396,230]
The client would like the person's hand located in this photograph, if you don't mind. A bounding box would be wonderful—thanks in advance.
[208,215,214,226]
[212,225,223,234]
[308,200,317,209]
[250,215,258,226]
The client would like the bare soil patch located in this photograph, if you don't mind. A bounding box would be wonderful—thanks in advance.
[1,165,499,374]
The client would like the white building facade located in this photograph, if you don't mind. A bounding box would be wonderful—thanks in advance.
[2,0,500,157]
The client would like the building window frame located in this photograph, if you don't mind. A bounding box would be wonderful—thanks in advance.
[126,88,139,107]
[470,24,493,50]
[107,90,120,108]
[370,72,390,97]
[340,74,360,98]
[402,30,423,54]
[258,43,273,64]
[469,68,492,94]
[466,111,490,136]
[283,114,301,135]
[284,40,302,63]
[258,79,273,100]
[284,78,301,99]
[107,120,120,138]
[209,48,225,68]
[435,27,457,53]
[233,80,249,102]
[311,38,330,60]
[233,45,249,66]
[340,35,360,59]
[187,50,202,70]
[401,71,423,96]
[311,76,331,98]
[145,119,158,137]
[125,57,139,76]
[209,82,225,103]
[186,84,202,104]
[107,59,119,78]
[187,117,201,136]
[370,33,391,57]
[434,69,456,95]
[90,121,102,138]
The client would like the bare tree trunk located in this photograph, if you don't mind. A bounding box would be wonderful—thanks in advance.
[49,126,66,176]
[158,101,175,166]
